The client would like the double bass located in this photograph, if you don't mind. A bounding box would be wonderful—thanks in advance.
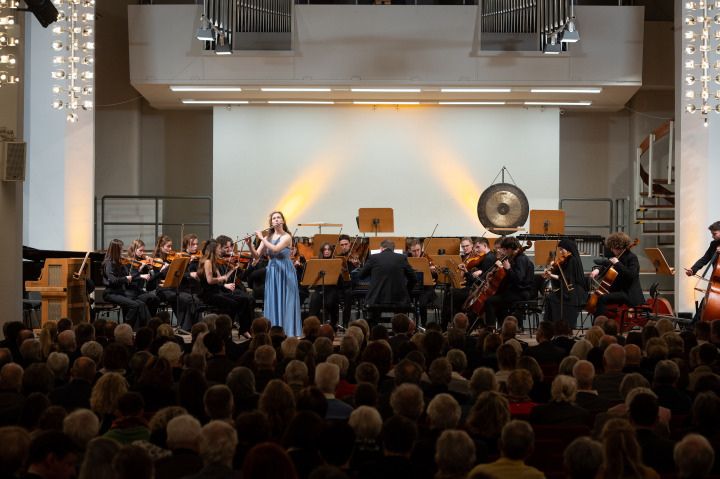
[463,241,532,316]
[701,252,720,322]
[584,238,639,315]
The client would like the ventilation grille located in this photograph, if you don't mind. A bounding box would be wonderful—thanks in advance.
[2,142,26,182]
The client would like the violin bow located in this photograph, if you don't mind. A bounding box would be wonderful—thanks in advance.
[330,228,343,259]
[421,224,439,256]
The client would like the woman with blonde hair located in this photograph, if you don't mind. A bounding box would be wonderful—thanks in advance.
[585,326,605,347]
[600,418,660,479]
[90,372,129,434]
[38,321,58,359]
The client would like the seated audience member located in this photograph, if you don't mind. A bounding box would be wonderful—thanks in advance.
[326,354,354,399]
[593,343,626,404]
[558,355,579,377]
[284,360,309,399]
[204,385,234,423]
[652,359,692,415]
[435,430,477,479]
[469,420,545,479]
[259,380,296,439]
[77,437,120,479]
[203,331,237,384]
[62,408,100,452]
[523,321,567,365]
[599,418,660,479]
[689,343,719,392]
[516,356,551,404]
[674,434,715,479]
[628,392,675,474]
[242,441,298,479]
[563,437,604,479]
[466,390,510,456]
[49,357,96,412]
[529,375,589,425]
[359,415,433,479]
[552,319,577,354]
[153,415,204,479]
[389,383,425,422]
[225,366,259,416]
[349,406,383,470]
[572,360,612,413]
[505,369,537,415]
[673,391,720,443]
[0,426,30,478]
[315,362,354,420]
[112,444,154,479]
[254,345,280,393]
[103,392,150,445]
[178,420,239,479]
[25,430,79,479]
[495,343,517,387]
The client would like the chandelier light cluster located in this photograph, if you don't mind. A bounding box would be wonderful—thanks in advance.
[0,0,19,87]
[683,1,720,125]
[51,0,95,122]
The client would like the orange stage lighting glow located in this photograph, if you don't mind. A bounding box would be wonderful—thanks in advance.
[274,160,338,221]
[425,145,483,226]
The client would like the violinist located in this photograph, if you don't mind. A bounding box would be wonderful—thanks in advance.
[407,239,437,327]
[147,235,199,332]
[101,239,153,330]
[542,238,587,328]
[217,234,257,314]
[239,236,268,303]
[338,234,359,326]
[179,234,201,293]
[197,239,253,338]
[124,239,161,319]
[441,237,475,327]
[308,241,342,329]
[588,232,643,317]
[483,236,534,328]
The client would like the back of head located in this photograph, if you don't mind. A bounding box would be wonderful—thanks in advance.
[500,420,534,460]
[117,391,144,417]
[63,408,99,449]
[226,367,256,398]
[537,321,555,341]
[550,375,577,402]
[563,437,603,479]
[166,414,202,449]
[619,373,651,400]
[314,362,340,395]
[390,383,425,421]
[697,343,719,365]
[391,314,410,334]
[435,430,476,475]
[112,445,153,479]
[199,420,239,467]
[468,367,499,398]
[654,359,680,386]
[572,360,595,389]
[426,393,460,430]
[349,405,382,442]
[254,344,277,369]
[497,343,518,370]
[674,434,715,479]
[382,415,417,455]
[203,331,224,356]
[0,426,30,475]
[204,385,234,420]
[28,430,78,466]
[603,343,626,371]
[428,357,452,386]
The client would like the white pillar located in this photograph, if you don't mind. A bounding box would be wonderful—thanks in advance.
[675,2,720,314]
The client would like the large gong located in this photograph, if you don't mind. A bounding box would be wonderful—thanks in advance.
[477,183,529,234]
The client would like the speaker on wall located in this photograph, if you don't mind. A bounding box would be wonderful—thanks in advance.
[24,0,59,28]
[2,142,27,181]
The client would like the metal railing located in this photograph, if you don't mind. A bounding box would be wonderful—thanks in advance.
[100,195,213,249]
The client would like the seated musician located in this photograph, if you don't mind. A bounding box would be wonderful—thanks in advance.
[197,239,252,338]
[589,232,644,317]
[309,241,342,328]
[147,235,199,332]
[407,238,437,327]
[338,234,362,326]
[216,234,255,325]
[442,237,475,327]
[239,237,268,303]
[542,238,587,329]
[124,239,161,320]
[101,239,154,330]
[483,236,534,329]
[179,234,202,294]
[358,239,417,325]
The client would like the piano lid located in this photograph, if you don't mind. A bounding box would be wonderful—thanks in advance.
[23,246,105,262]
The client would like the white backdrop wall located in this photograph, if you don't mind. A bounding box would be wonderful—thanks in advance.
[214,106,559,240]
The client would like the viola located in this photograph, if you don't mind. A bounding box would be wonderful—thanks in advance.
[542,252,571,279]
[462,252,485,272]
[421,252,436,268]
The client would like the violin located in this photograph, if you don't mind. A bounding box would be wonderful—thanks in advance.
[542,252,571,279]
[461,252,485,272]
[422,252,436,268]
[121,255,164,269]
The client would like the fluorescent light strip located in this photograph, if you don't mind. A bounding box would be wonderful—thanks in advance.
[172,86,243,92]
[262,88,332,92]
[353,101,420,105]
[440,88,512,93]
[267,101,335,104]
[439,102,506,105]
[351,88,421,93]
[530,88,602,94]
[524,101,592,106]
[182,100,249,104]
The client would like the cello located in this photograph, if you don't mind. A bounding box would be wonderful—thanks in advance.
[584,238,639,315]
[463,240,532,316]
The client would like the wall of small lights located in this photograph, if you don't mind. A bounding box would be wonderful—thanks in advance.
[683,1,720,124]
[0,0,19,87]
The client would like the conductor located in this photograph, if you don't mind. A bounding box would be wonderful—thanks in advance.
[358,239,417,324]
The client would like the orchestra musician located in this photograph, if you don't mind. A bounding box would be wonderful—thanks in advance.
[685,221,720,324]
[291,241,310,305]
[124,239,161,319]
[588,232,644,317]
[179,234,201,295]
[147,235,199,332]
[483,236,534,328]
[542,238,587,329]
[101,239,153,330]
[197,239,252,338]
[338,234,361,326]
[407,238,437,327]
[357,239,417,325]
[249,211,302,338]
[216,234,255,334]
[308,241,342,329]
[441,237,475,327]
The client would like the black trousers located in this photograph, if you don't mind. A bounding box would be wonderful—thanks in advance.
[309,285,339,326]
[156,287,200,331]
[103,289,152,330]
[483,289,532,327]
[203,289,253,333]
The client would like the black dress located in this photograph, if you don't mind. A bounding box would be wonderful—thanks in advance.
[544,240,587,328]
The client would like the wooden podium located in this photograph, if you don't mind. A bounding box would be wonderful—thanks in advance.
[25,258,89,327]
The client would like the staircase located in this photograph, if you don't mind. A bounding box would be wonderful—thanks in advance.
[634,120,675,248]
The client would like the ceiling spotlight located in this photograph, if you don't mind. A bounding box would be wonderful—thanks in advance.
[195,15,214,41]
[543,34,563,54]
[561,20,579,43]
[214,34,232,55]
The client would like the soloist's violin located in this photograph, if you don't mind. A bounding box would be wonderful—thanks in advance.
[542,252,571,279]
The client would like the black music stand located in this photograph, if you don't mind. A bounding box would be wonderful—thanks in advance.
[161,257,190,331]
[645,248,675,320]
[430,255,464,324]
[302,259,343,325]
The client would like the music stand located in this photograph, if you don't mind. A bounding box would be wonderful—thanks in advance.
[430,255,464,322]
[368,236,406,253]
[302,259,343,325]
[161,257,190,330]
[358,208,394,235]
[313,234,342,256]
[529,210,565,235]
[645,248,675,276]
[408,257,436,286]
[534,240,560,267]
[298,223,342,234]
[423,237,461,256]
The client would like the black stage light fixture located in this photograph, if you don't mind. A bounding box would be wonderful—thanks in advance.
[24,0,59,28]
